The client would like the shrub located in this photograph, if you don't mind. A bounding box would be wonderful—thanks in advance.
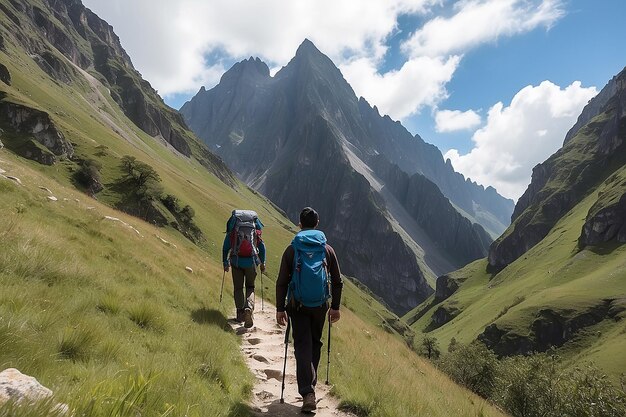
[497,354,562,417]
[74,158,103,195]
[438,341,499,398]
[561,365,626,417]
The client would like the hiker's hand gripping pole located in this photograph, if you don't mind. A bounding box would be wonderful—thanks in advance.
[280,317,291,404]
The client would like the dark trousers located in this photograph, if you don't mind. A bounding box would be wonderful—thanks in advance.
[231,266,256,310]
[289,303,329,396]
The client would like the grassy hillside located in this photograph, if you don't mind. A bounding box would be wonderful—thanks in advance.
[0,4,507,415]
[409,162,626,379]
[0,153,506,417]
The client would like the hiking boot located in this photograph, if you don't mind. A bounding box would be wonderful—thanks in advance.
[243,308,254,328]
[301,392,316,413]
[236,309,245,323]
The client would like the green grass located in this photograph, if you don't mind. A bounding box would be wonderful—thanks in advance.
[411,164,626,378]
[0,151,506,417]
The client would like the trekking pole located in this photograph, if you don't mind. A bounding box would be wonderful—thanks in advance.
[280,318,291,404]
[260,270,264,312]
[219,270,226,304]
[325,314,332,385]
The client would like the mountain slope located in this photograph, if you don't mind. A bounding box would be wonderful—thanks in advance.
[181,40,503,313]
[408,67,626,378]
[489,67,626,272]
[0,1,509,415]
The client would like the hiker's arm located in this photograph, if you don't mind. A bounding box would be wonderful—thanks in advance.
[222,235,230,270]
[327,245,343,310]
[258,239,266,267]
[276,246,293,313]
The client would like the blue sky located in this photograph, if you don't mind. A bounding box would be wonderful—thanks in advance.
[83,0,626,199]
[405,0,626,154]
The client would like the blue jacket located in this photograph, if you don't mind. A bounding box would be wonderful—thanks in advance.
[223,234,266,268]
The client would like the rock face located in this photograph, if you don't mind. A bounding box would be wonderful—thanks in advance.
[488,66,626,271]
[0,63,10,85]
[31,50,76,83]
[580,192,626,246]
[434,274,459,303]
[564,76,618,144]
[478,300,623,356]
[356,98,514,237]
[180,40,505,313]
[370,156,492,266]
[182,46,513,239]
[6,0,194,157]
[0,100,74,164]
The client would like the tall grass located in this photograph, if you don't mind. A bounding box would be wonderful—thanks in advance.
[0,178,253,416]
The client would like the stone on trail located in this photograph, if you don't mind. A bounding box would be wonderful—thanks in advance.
[47,196,58,202]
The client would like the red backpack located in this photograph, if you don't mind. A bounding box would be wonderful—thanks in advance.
[227,210,263,262]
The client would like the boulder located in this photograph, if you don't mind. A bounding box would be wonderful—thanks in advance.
[0,368,53,404]
[0,368,68,413]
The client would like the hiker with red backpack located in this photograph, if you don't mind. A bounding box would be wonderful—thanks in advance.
[223,210,266,328]
[276,207,343,413]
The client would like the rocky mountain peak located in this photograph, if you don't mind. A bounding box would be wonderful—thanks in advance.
[295,38,320,57]
[221,56,270,83]
[278,39,344,83]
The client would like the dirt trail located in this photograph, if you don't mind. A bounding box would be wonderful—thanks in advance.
[229,304,355,417]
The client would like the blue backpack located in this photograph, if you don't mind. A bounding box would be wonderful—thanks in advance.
[289,230,331,308]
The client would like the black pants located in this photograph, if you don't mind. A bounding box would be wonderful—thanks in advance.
[288,303,329,396]
[231,266,256,310]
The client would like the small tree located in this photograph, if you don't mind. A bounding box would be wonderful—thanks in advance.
[119,155,162,202]
[448,337,458,353]
[421,336,441,360]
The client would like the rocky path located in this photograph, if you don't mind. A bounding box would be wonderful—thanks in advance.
[229,305,354,417]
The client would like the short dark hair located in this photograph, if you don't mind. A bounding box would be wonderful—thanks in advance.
[300,207,319,228]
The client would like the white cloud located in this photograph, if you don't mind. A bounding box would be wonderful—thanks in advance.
[83,0,440,97]
[341,56,460,120]
[82,0,568,124]
[444,81,597,201]
[435,109,482,132]
[402,0,565,57]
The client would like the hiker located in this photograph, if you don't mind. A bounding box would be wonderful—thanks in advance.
[276,207,343,413]
[223,210,266,328]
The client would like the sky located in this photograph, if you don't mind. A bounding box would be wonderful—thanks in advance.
[82,0,626,201]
